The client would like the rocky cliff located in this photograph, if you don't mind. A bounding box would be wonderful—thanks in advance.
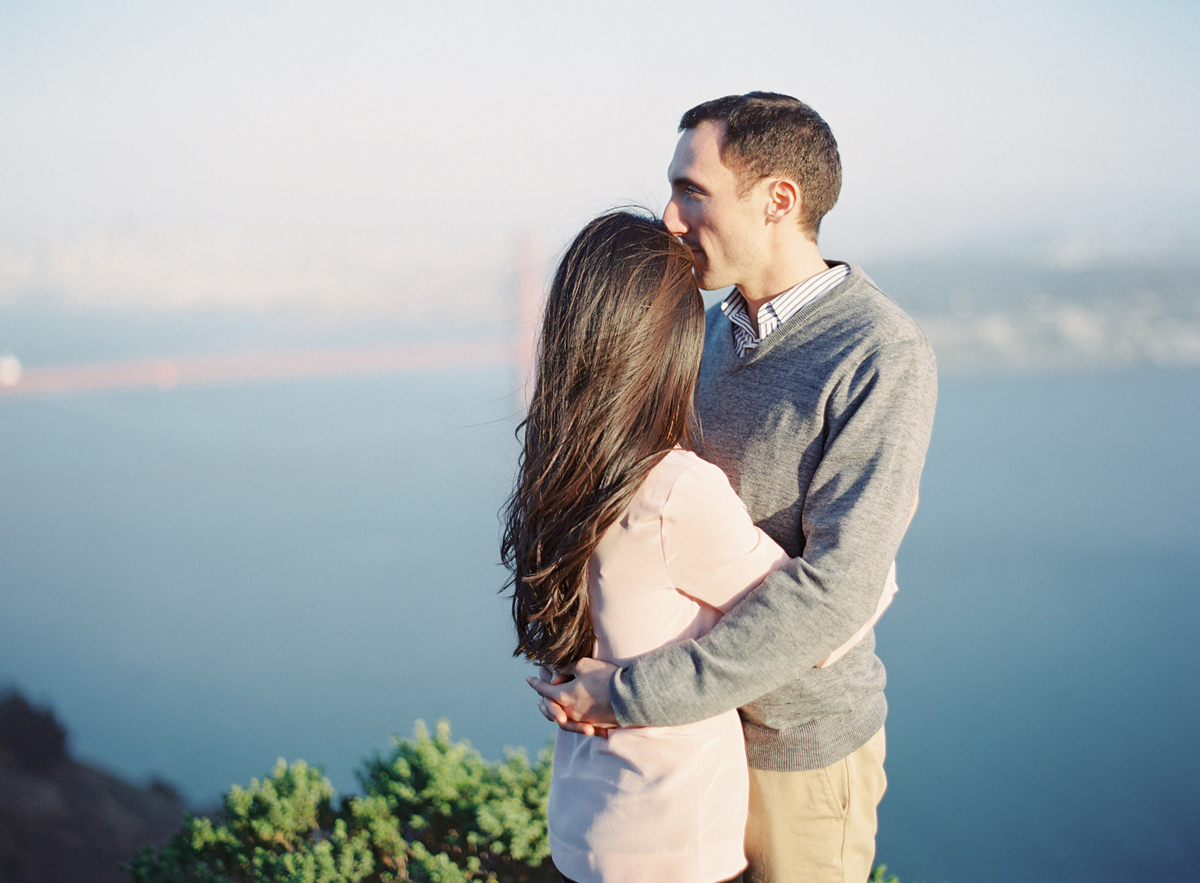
[0,690,188,882]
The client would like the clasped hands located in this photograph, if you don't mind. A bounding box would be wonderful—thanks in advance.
[526,657,621,737]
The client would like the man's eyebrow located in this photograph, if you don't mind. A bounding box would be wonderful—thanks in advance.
[670,175,706,193]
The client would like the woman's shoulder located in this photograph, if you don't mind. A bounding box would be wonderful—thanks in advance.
[666,448,735,485]
[637,449,736,513]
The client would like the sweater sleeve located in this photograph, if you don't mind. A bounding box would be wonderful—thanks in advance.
[660,458,790,612]
[611,335,937,727]
[816,559,897,669]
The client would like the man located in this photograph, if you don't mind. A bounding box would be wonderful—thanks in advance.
[531,92,937,883]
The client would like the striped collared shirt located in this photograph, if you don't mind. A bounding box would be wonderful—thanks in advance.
[720,263,851,357]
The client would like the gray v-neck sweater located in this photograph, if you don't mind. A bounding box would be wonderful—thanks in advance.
[611,264,938,771]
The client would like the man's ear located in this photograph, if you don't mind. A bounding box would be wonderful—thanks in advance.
[765,178,801,224]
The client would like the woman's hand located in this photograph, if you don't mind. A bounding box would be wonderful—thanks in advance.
[528,657,620,737]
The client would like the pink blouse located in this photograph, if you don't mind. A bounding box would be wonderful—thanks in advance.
[546,450,898,883]
[548,449,788,883]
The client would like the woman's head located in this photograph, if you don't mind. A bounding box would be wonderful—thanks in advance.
[504,210,703,669]
[534,210,703,459]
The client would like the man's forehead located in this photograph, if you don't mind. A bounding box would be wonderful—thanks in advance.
[668,120,727,180]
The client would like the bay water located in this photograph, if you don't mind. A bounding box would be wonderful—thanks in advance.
[1,308,1197,882]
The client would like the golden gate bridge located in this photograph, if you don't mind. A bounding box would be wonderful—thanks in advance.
[0,239,546,403]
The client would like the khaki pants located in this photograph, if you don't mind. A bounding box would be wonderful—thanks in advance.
[744,727,886,883]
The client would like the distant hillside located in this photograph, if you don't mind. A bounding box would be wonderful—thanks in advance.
[0,689,188,883]
[870,256,1200,373]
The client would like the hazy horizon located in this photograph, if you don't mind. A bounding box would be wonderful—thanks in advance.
[2,0,1198,312]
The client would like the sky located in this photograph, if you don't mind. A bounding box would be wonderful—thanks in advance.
[1,0,1198,308]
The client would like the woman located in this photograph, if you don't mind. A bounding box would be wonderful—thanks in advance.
[502,211,894,883]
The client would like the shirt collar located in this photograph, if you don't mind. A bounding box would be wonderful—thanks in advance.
[719,263,851,357]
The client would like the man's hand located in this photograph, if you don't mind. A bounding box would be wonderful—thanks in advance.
[527,657,620,737]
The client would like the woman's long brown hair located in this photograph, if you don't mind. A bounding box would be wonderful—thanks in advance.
[502,211,704,670]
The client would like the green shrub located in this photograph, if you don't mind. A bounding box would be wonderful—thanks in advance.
[358,721,554,883]
[125,721,554,883]
[869,866,900,883]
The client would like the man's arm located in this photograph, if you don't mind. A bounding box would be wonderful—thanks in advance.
[528,493,920,727]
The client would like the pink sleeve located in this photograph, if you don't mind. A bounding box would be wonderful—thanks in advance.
[660,459,790,612]
[815,559,898,668]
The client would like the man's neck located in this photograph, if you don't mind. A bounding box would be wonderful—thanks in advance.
[739,239,829,332]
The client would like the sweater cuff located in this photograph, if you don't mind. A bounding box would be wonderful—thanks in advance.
[610,662,666,728]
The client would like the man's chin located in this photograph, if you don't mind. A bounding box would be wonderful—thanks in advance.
[693,269,728,292]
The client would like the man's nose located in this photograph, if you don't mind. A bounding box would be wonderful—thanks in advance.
[663,198,686,236]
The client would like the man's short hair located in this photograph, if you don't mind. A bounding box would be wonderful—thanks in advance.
[680,92,841,239]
